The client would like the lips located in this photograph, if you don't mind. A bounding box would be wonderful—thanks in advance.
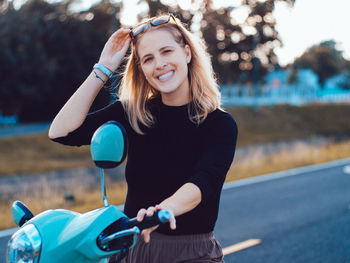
[157,70,174,81]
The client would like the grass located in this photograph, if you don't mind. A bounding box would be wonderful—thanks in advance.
[226,139,350,182]
[225,103,350,147]
[0,181,127,230]
[0,134,92,175]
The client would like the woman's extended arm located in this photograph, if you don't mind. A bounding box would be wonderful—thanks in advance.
[48,28,131,139]
[157,182,201,218]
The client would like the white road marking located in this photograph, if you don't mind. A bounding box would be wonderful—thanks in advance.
[343,165,350,174]
[223,239,262,255]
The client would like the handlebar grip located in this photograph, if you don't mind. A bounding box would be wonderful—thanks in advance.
[124,210,171,231]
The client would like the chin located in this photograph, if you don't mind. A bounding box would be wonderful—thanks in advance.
[159,84,181,94]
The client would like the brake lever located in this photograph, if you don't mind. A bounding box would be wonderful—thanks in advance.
[99,226,140,247]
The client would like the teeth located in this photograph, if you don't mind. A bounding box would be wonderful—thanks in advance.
[158,71,174,80]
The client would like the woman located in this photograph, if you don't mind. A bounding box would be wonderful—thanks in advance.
[49,13,238,263]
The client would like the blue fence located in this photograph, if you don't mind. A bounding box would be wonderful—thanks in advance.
[0,111,18,126]
[221,84,350,107]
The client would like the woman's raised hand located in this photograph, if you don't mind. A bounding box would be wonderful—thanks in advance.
[97,28,131,72]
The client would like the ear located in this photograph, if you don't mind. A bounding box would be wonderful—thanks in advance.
[184,44,191,63]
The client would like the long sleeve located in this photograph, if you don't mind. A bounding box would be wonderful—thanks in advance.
[122,102,238,235]
[51,100,128,146]
[187,111,238,204]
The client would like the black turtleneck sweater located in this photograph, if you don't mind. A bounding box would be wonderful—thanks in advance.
[52,96,238,235]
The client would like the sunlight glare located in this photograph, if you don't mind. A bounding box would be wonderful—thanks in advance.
[231,6,250,24]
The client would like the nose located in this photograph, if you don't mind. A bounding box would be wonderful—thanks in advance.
[154,55,167,69]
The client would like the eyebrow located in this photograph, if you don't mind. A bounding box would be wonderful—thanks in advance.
[141,46,174,61]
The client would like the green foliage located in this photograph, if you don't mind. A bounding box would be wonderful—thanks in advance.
[290,40,350,88]
[200,0,293,84]
[0,0,295,121]
[0,0,119,121]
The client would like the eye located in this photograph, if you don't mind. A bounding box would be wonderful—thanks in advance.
[163,49,173,54]
[143,57,153,63]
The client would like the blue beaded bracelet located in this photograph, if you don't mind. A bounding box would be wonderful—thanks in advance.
[93,63,113,78]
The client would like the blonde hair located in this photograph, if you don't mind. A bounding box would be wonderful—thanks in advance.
[118,14,221,134]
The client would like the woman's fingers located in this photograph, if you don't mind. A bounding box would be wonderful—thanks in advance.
[110,28,131,51]
[111,28,130,39]
[169,215,176,230]
[141,229,150,243]
[137,205,175,243]
[137,206,157,222]
[137,207,158,243]
[98,28,131,70]
[137,208,147,222]
[108,28,130,47]
[146,206,156,216]
[111,35,130,52]
[155,204,176,230]
[141,225,158,243]
[120,38,131,54]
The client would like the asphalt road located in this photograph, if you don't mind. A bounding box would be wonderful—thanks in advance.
[215,159,350,263]
[1,158,350,263]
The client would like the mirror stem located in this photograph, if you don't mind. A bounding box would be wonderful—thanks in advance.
[99,168,109,207]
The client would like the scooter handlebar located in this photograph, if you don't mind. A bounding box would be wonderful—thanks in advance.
[124,210,171,231]
[97,210,172,253]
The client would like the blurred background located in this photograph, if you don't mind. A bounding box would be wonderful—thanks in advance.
[1,0,350,122]
[1,0,350,262]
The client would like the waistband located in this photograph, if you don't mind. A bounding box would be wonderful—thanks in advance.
[149,231,214,242]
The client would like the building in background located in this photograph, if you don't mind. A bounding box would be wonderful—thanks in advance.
[221,69,350,107]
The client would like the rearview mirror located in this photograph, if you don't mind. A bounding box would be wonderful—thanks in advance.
[91,121,127,169]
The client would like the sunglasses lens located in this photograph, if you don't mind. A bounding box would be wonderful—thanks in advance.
[132,24,147,38]
[131,14,176,39]
[151,16,170,26]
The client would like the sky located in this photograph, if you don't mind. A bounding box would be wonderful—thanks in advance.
[273,0,350,66]
[12,0,350,66]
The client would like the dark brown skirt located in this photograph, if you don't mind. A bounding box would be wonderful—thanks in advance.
[109,231,224,263]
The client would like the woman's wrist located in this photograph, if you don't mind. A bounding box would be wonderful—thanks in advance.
[85,70,107,91]
[97,60,118,73]
[93,63,113,78]
[92,68,109,84]
[158,200,177,216]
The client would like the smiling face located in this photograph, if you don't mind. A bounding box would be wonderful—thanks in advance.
[136,28,192,106]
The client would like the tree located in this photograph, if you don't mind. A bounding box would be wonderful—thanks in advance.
[290,40,349,88]
[138,0,194,27]
[0,0,122,121]
[140,0,295,84]
[200,0,295,84]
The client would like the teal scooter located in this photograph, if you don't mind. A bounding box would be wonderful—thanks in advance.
[6,121,171,263]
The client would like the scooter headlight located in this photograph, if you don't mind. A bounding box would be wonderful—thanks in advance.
[6,224,42,263]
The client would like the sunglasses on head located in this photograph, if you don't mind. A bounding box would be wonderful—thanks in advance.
[130,13,178,40]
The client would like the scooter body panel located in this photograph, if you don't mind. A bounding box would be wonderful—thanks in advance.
[24,205,131,263]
